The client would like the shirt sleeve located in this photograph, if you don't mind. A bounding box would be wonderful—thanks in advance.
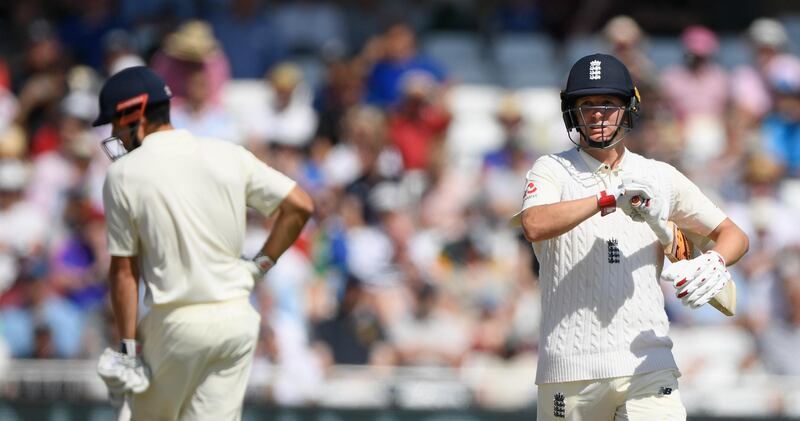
[241,148,297,216]
[520,156,562,211]
[666,164,727,237]
[102,169,139,256]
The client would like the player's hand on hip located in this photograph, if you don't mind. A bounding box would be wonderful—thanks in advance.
[243,253,275,281]
[661,250,730,309]
[97,346,150,406]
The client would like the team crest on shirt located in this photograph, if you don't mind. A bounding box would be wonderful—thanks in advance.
[553,392,566,418]
[523,181,538,199]
[589,60,602,80]
[607,238,620,264]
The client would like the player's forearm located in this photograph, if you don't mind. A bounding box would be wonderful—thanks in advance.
[708,218,749,266]
[259,186,314,260]
[109,268,139,341]
[521,196,599,242]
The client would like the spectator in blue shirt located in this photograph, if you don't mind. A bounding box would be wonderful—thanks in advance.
[366,23,446,108]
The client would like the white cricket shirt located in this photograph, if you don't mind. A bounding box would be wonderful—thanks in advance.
[103,129,296,306]
[519,147,726,384]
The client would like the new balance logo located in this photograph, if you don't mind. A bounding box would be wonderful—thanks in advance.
[553,392,565,418]
[659,386,673,395]
[589,60,602,80]
[608,238,620,264]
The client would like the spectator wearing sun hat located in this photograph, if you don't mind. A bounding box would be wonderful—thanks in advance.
[660,25,730,168]
[151,20,231,106]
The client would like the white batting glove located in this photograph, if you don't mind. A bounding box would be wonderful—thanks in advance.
[97,344,150,407]
[661,250,729,309]
[620,175,674,246]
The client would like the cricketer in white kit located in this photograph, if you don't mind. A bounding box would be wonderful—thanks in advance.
[514,54,749,420]
[92,67,313,420]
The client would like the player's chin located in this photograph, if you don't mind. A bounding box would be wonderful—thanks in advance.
[588,131,615,143]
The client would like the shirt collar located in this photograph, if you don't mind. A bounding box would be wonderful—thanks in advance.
[141,128,189,147]
[577,146,628,174]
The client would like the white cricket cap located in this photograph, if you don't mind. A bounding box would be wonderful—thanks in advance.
[748,18,788,49]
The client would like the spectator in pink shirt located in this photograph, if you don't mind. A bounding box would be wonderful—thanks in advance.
[660,26,729,167]
[150,20,230,107]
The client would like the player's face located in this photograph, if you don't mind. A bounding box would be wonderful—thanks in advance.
[574,95,626,142]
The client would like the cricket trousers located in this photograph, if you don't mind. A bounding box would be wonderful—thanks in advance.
[131,297,261,421]
[537,369,687,421]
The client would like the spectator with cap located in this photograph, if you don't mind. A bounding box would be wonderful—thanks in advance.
[660,25,730,168]
[151,20,231,107]
[730,18,792,129]
[761,55,800,177]
[246,62,318,154]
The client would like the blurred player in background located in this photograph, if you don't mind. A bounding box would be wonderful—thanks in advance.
[92,66,313,420]
[513,54,749,420]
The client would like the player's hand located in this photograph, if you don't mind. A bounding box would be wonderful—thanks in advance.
[620,175,673,246]
[661,250,730,309]
[242,254,275,281]
[97,347,150,407]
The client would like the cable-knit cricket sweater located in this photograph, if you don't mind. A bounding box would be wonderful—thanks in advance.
[520,147,725,385]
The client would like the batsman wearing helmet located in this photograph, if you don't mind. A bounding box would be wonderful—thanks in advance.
[93,66,313,420]
[513,54,749,420]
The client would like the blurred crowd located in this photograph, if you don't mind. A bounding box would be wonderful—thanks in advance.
[0,0,799,409]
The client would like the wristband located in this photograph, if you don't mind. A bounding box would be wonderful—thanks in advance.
[596,191,617,216]
[120,339,140,357]
[253,254,276,273]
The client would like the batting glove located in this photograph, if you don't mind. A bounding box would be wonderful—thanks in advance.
[661,250,730,309]
[97,342,150,407]
[619,175,674,246]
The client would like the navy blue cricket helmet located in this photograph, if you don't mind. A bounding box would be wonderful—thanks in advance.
[560,53,641,149]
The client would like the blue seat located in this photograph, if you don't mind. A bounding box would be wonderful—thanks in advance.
[422,32,496,84]
[718,35,752,69]
[494,33,559,87]
[647,37,685,69]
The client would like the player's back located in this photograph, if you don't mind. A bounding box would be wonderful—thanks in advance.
[105,129,276,306]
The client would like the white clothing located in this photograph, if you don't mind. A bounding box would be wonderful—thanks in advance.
[519,148,726,384]
[537,369,686,421]
[132,297,260,421]
[103,129,296,306]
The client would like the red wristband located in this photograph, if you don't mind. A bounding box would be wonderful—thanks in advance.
[597,191,617,216]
